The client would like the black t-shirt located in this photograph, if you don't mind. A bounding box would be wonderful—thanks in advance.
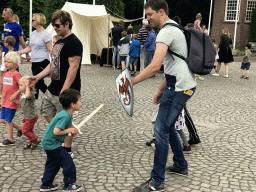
[48,34,83,96]
[111,25,123,46]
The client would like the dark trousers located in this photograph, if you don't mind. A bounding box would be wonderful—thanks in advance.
[184,105,200,140]
[32,59,49,99]
[41,147,76,187]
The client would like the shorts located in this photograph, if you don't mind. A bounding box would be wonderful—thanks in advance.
[1,107,17,123]
[40,90,62,117]
[129,56,138,66]
[120,56,127,62]
[241,62,250,70]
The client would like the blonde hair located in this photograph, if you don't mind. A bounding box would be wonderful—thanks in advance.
[33,13,46,25]
[19,76,36,94]
[4,36,16,47]
[4,52,20,68]
[222,27,230,37]
[13,14,19,22]
[196,13,202,20]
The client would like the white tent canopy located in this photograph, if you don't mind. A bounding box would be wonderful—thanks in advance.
[46,2,143,65]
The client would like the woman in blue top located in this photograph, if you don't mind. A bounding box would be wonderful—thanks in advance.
[18,13,52,99]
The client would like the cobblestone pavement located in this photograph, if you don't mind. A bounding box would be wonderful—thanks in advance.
[0,62,256,192]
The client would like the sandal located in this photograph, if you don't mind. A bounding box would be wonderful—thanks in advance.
[30,139,41,149]
[24,144,31,149]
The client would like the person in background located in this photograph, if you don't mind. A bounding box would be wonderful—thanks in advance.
[128,34,141,77]
[13,14,19,23]
[138,19,149,72]
[118,31,130,70]
[240,44,252,79]
[194,13,203,31]
[212,27,234,78]
[110,20,124,69]
[18,13,52,100]
[143,25,156,69]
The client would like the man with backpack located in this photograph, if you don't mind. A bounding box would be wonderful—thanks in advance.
[132,0,197,191]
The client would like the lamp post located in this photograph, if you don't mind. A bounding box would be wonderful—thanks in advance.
[143,0,146,19]
[233,0,240,49]
[93,0,95,5]
[29,0,32,37]
[208,0,213,35]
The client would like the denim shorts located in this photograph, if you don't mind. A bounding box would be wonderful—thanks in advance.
[241,62,250,70]
[120,56,127,62]
[129,57,138,66]
[1,107,17,123]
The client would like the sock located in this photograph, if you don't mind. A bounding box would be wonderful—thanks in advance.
[64,147,71,152]
[177,129,189,146]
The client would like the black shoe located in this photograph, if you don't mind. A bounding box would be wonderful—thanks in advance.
[133,178,164,192]
[17,129,22,137]
[166,165,188,176]
[188,137,201,145]
[245,77,249,80]
[0,139,15,146]
[146,139,155,146]
[40,184,59,191]
[240,75,245,78]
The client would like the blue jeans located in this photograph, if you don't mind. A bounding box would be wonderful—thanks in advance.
[151,87,196,183]
[41,147,76,187]
[112,46,120,68]
[145,50,155,68]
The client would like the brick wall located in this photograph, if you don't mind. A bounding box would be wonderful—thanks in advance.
[211,0,251,50]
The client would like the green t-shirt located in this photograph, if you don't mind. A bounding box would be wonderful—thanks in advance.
[243,49,251,63]
[42,110,72,150]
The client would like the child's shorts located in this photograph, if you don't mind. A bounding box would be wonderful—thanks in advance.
[120,56,127,62]
[1,107,17,123]
[241,62,250,70]
[129,57,139,66]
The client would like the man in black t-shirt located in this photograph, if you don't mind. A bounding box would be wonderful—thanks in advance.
[110,20,123,69]
[30,10,82,158]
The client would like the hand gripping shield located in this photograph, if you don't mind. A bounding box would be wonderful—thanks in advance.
[115,68,134,117]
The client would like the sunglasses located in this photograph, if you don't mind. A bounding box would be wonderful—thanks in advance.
[53,23,63,28]
[3,8,12,15]
[32,19,35,22]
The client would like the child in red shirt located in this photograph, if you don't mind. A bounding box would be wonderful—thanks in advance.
[0,52,22,146]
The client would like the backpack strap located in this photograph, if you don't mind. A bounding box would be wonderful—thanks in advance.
[162,23,187,61]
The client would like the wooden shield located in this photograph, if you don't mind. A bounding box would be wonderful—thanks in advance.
[115,68,134,117]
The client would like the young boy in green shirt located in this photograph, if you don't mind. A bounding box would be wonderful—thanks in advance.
[241,44,252,80]
[40,89,82,192]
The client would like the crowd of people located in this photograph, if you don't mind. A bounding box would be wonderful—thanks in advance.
[0,0,253,191]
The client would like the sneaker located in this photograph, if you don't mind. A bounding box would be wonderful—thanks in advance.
[245,77,249,80]
[224,75,228,78]
[17,129,22,137]
[146,139,155,147]
[195,76,204,80]
[68,152,74,158]
[133,72,137,77]
[63,184,82,192]
[133,178,164,192]
[0,139,15,146]
[212,73,219,76]
[40,184,59,191]
[183,144,192,154]
[240,75,245,78]
[131,71,134,76]
[166,165,188,176]
[188,137,201,145]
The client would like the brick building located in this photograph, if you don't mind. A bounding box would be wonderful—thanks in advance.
[211,0,256,49]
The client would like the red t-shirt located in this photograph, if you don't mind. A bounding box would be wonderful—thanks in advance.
[2,71,21,109]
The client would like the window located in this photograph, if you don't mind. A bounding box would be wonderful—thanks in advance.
[225,0,240,21]
[246,0,256,22]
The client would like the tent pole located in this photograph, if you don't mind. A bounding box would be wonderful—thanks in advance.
[107,14,110,67]
[233,0,240,49]
[208,0,213,35]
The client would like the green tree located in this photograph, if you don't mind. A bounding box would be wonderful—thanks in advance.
[250,8,256,42]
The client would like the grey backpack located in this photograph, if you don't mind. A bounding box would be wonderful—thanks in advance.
[163,23,216,75]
